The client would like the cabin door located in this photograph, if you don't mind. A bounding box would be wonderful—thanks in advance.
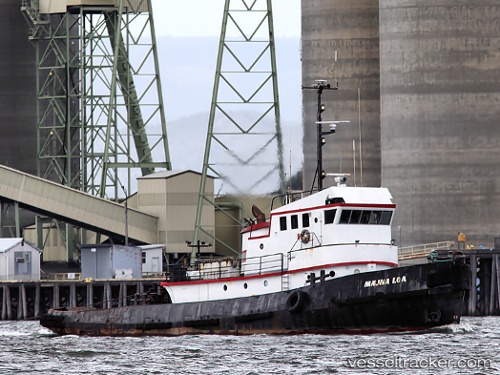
[14,251,31,280]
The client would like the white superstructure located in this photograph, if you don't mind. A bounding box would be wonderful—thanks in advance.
[161,185,398,303]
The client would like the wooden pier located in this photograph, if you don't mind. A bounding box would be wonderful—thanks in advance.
[1,250,500,320]
[0,279,162,321]
[466,249,500,316]
[399,248,500,317]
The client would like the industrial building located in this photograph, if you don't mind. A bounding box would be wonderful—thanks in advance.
[0,165,219,262]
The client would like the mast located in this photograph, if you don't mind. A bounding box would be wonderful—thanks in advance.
[303,80,338,191]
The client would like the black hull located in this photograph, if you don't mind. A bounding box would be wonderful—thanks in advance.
[40,258,469,336]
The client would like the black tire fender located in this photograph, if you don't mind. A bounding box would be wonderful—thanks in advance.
[286,290,308,313]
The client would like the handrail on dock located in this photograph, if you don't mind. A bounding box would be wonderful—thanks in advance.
[41,272,82,281]
[398,239,495,260]
[398,241,454,260]
[40,272,166,281]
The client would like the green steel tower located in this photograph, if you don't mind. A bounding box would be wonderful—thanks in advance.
[193,0,285,261]
[22,0,170,198]
[21,0,170,259]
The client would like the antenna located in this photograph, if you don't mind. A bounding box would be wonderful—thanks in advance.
[302,80,338,191]
[289,129,292,192]
[353,140,356,186]
[334,50,338,85]
[358,86,363,187]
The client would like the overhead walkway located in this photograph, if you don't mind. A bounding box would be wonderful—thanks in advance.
[0,164,157,244]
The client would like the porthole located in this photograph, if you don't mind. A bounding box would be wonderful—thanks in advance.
[223,285,228,291]
[264,280,268,287]
[259,243,264,250]
[314,217,318,223]
[354,269,360,274]
[244,283,248,289]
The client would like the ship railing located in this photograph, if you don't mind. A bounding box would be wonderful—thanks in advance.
[199,258,241,280]
[241,253,285,277]
[271,190,315,210]
[398,241,454,260]
[172,253,286,281]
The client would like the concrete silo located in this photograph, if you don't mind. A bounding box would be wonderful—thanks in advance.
[0,1,37,174]
[0,2,38,233]
[379,1,500,245]
[301,0,381,190]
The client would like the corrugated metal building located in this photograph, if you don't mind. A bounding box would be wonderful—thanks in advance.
[81,244,142,280]
[136,170,215,255]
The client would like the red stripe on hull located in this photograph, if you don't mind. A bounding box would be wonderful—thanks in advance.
[160,260,397,287]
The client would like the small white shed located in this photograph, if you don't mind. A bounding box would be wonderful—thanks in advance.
[0,238,42,281]
[139,244,164,277]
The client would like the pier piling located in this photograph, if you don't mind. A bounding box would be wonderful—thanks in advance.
[465,250,500,316]
[0,280,162,321]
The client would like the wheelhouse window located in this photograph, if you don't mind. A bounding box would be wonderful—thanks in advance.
[350,210,362,224]
[338,209,393,225]
[369,211,381,224]
[360,210,371,224]
[380,211,393,225]
[339,210,350,224]
[324,209,337,224]
[291,215,298,229]
[302,213,310,228]
[280,216,287,231]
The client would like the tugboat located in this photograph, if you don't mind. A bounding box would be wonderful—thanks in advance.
[40,81,470,336]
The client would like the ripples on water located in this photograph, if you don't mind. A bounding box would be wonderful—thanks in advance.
[0,317,498,374]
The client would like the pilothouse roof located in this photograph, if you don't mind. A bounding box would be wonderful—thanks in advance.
[272,186,394,214]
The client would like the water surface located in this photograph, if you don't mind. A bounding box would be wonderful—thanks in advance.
[0,317,497,374]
